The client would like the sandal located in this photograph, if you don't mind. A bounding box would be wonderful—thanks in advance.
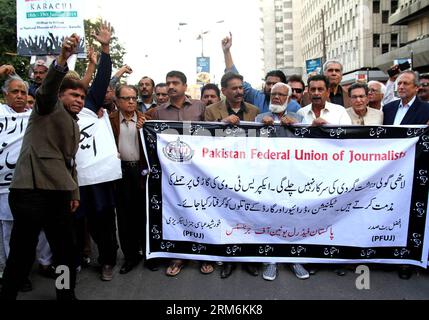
[200,262,214,274]
[166,259,184,277]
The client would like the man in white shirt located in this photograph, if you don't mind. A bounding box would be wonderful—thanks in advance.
[298,75,352,126]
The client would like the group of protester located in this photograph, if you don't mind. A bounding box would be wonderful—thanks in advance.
[0,25,428,300]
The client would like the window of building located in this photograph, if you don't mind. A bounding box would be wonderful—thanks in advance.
[391,0,398,13]
[373,1,380,13]
[373,33,380,47]
[391,33,398,47]
[283,1,292,8]
[382,10,390,23]
[382,43,389,54]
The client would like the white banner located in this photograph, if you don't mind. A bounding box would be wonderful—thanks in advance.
[143,122,429,267]
[76,108,122,187]
[160,135,417,248]
[17,0,85,56]
[0,112,30,194]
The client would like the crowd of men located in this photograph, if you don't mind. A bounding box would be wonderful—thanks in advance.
[0,27,428,300]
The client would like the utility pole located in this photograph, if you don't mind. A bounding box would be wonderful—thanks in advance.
[321,9,327,63]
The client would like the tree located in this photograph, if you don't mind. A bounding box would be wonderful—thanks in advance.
[75,19,126,78]
[0,0,30,80]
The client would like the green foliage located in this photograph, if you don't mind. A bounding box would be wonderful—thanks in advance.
[75,19,126,78]
[0,0,30,80]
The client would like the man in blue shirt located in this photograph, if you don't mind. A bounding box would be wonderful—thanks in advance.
[222,33,301,114]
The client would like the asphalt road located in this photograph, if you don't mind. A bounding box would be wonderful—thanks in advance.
[16,256,429,301]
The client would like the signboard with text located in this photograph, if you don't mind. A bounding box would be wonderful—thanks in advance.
[306,58,323,75]
[143,122,429,267]
[16,0,85,56]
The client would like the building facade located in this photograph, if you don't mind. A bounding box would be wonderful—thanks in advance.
[375,0,429,73]
[300,0,407,83]
[259,0,303,75]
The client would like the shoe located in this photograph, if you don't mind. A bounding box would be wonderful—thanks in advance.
[334,267,347,276]
[19,278,32,292]
[81,256,91,267]
[262,263,277,281]
[398,265,412,280]
[220,263,235,279]
[39,264,57,279]
[291,264,310,280]
[119,260,139,274]
[166,260,185,277]
[200,262,214,274]
[244,263,259,276]
[307,264,319,275]
[101,265,114,281]
[145,259,159,272]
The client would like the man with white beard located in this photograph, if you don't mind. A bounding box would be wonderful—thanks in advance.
[255,82,303,125]
[255,83,307,281]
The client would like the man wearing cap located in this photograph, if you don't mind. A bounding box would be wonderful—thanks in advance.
[29,60,49,96]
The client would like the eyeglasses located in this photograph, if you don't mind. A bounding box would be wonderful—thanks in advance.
[368,89,381,93]
[270,92,288,97]
[350,95,367,100]
[119,96,138,102]
[291,88,304,94]
[156,93,169,96]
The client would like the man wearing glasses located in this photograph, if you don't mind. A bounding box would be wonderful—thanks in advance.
[367,81,387,110]
[287,75,306,106]
[256,82,303,126]
[346,83,383,125]
[109,85,156,274]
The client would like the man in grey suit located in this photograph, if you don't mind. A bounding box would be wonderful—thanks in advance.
[0,34,84,300]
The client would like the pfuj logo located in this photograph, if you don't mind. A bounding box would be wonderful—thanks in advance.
[163,138,194,162]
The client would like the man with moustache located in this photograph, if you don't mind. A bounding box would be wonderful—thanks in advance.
[205,72,259,124]
[0,34,84,300]
[152,71,205,276]
[418,74,429,102]
[201,83,221,106]
[255,82,309,281]
[29,60,49,96]
[301,60,350,108]
[346,83,383,125]
[298,75,352,126]
[287,75,306,107]
[256,82,303,126]
[137,76,157,112]
[154,83,169,105]
[152,71,205,122]
[205,72,260,279]
[367,81,387,110]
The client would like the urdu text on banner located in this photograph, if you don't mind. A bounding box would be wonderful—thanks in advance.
[0,110,121,192]
[143,122,429,267]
